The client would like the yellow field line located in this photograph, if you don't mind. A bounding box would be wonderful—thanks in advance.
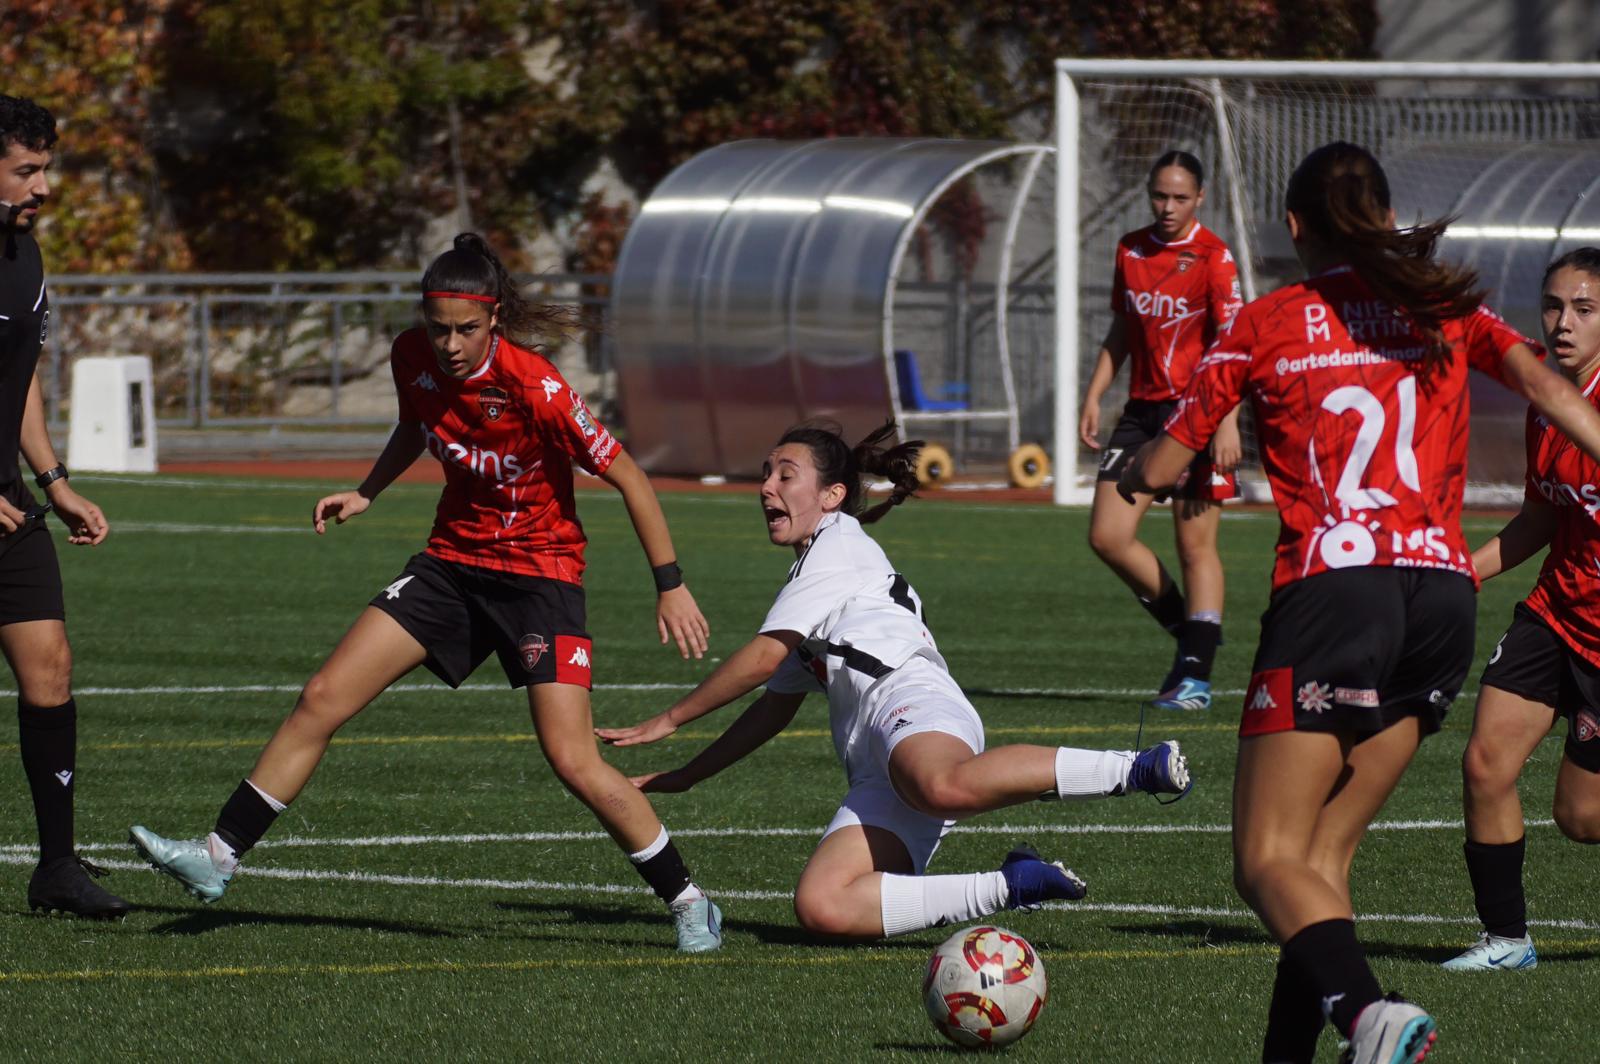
[0,721,1233,756]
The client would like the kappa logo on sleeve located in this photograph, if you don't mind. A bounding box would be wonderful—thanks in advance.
[555,635,593,688]
[541,376,563,401]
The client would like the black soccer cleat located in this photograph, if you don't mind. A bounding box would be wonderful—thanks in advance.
[28,855,131,919]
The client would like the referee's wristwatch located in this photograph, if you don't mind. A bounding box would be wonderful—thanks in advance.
[34,464,67,490]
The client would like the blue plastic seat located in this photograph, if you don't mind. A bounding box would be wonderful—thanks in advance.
[894,349,969,412]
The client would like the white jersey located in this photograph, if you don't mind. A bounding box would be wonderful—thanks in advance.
[759,511,949,774]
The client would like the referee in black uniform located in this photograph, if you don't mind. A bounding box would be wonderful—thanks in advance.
[0,96,126,917]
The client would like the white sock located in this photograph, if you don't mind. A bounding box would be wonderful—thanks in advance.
[668,883,705,908]
[205,832,240,873]
[628,825,670,864]
[246,778,288,813]
[1054,746,1134,799]
[880,872,1008,937]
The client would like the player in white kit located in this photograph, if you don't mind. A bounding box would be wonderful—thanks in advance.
[598,422,1192,940]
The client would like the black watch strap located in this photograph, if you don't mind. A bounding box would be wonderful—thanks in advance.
[34,464,67,490]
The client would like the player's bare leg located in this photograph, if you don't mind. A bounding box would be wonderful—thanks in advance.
[794,823,910,939]
[1086,479,1168,599]
[1156,497,1224,711]
[886,732,1188,817]
[1552,755,1600,842]
[1236,723,1423,1057]
[1437,686,1554,971]
[250,607,428,802]
[130,608,428,903]
[531,683,720,951]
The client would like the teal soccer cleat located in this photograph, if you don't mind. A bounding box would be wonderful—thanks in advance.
[1151,676,1212,712]
[1441,931,1537,972]
[1340,996,1437,1064]
[129,825,232,904]
[671,893,723,953]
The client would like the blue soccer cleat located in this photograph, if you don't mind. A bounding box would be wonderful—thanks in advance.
[1126,739,1193,801]
[671,892,723,953]
[129,825,232,904]
[1340,995,1437,1064]
[1151,676,1212,712]
[1440,931,1537,972]
[999,845,1087,911]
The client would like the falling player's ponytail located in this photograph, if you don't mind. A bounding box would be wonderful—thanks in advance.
[1285,142,1484,376]
[777,420,922,525]
[420,233,576,347]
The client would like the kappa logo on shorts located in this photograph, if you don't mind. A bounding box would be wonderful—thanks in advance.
[478,386,510,422]
[1577,709,1600,743]
[1240,667,1294,738]
[518,633,548,671]
[555,635,593,688]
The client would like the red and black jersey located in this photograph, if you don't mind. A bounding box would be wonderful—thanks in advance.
[1521,371,1600,667]
[1166,266,1531,592]
[1111,221,1243,401]
[390,328,621,585]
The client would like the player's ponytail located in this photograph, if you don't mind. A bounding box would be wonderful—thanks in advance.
[777,419,922,525]
[1286,142,1483,377]
[420,233,575,347]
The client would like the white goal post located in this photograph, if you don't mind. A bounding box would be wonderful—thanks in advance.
[1053,59,1600,506]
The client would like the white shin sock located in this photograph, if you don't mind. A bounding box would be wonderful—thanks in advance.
[880,871,1008,937]
[1053,746,1134,799]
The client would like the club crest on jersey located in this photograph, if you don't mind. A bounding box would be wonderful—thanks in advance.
[1176,250,1199,272]
[478,386,510,422]
[571,395,598,438]
[518,633,549,671]
[1577,710,1600,743]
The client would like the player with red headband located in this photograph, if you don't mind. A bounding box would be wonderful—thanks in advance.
[1080,150,1244,712]
[129,233,725,953]
[1122,144,1600,1063]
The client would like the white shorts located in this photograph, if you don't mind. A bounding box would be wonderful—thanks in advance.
[822,661,986,874]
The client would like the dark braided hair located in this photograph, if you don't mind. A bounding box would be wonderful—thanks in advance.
[1286,142,1484,375]
[420,233,576,347]
[777,419,922,525]
[1149,149,1203,190]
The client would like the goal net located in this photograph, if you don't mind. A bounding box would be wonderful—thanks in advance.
[1053,59,1600,505]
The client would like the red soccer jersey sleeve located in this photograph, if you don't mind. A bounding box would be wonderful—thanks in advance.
[1520,373,1600,667]
[1168,267,1533,591]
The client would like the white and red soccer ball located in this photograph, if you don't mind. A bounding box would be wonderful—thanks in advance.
[922,925,1048,1048]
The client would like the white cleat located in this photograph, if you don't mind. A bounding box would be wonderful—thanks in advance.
[1441,931,1536,972]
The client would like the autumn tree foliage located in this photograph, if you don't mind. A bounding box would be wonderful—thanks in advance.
[2,1,1375,273]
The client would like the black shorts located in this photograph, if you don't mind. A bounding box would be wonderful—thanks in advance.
[1095,399,1239,502]
[1480,603,1600,773]
[1240,567,1475,739]
[0,516,64,626]
[370,552,592,690]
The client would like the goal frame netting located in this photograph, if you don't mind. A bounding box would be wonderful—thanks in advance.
[1053,58,1600,505]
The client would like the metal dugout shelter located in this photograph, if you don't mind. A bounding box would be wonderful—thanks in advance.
[610,138,1053,478]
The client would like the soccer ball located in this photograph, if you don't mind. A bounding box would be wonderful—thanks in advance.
[922,925,1048,1048]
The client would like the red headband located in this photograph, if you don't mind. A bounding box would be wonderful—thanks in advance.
[423,291,497,304]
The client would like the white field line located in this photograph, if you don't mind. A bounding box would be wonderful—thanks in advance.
[0,681,1258,698]
[100,522,308,534]
[3,850,1592,932]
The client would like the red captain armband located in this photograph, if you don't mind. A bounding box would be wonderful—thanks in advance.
[423,291,497,303]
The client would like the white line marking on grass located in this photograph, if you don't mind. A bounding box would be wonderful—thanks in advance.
[0,681,1253,698]
[3,816,1558,858]
[103,522,309,534]
[5,852,1594,933]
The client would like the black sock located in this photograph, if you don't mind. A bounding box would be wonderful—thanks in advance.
[1137,584,1186,635]
[1176,619,1223,681]
[19,699,76,863]
[1280,919,1382,1038]
[1465,836,1528,938]
[631,835,693,904]
[213,779,280,858]
[1261,954,1324,1063]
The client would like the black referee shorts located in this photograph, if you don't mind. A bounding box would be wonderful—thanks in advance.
[1240,567,1475,740]
[370,552,592,690]
[0,516,65,626]
[1481,603,1600,774]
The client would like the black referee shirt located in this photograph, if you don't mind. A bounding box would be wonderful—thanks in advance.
[0,230,46,509]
